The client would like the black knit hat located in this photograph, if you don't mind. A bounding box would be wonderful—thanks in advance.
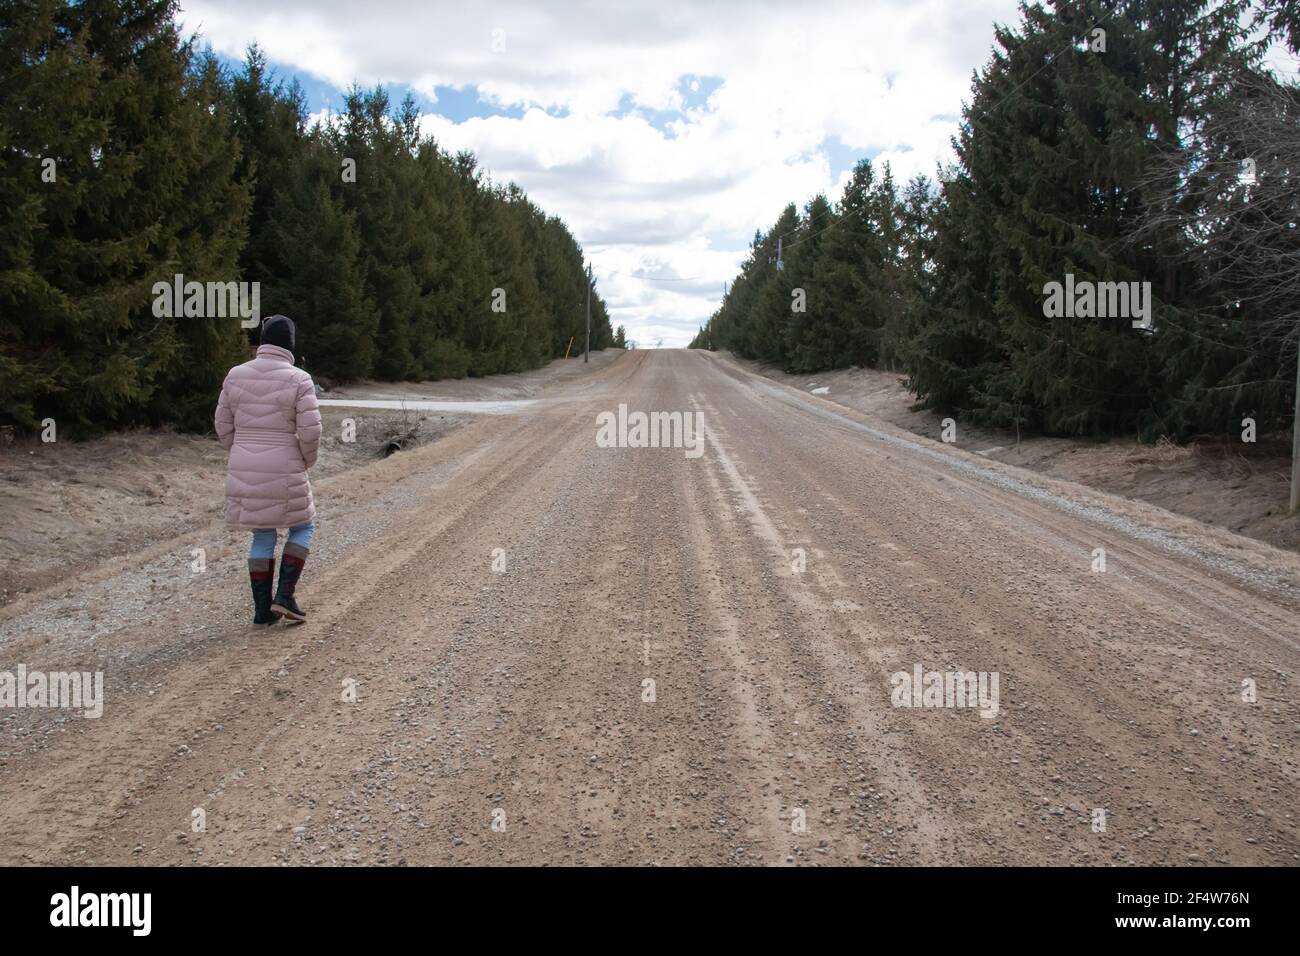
[260,314,295,354]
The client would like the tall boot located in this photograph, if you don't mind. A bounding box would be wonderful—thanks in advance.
[249,558,280,625]
[270,543,309,623]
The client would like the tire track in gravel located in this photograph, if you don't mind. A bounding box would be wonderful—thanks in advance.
[0,418,525,861]
[2,348,1296,867]
[0,358,639,864]
[682,350,1298,864]
[691,388,950,863]
[171,403,602,865]
[392,350,790,865]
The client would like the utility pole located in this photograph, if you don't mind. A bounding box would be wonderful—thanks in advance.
[584,263,592,363]
[1292,350,1299,511]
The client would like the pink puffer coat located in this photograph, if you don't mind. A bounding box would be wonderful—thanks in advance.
[214,344,322,529]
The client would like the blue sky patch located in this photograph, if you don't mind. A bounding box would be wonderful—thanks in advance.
[820,135,874,181]
[609,74,723,137]
[213,51,564,123]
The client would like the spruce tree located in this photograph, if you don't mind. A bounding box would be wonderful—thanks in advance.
[780,194,835,372]
[1,0,249,433]
[255,136,372,381]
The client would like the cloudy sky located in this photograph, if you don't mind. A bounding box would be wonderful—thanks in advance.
[178,0,1022,347]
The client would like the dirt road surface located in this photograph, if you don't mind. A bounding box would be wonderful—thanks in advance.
[2,349,1297,865]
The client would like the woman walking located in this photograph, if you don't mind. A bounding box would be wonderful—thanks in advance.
[215,314,322,625]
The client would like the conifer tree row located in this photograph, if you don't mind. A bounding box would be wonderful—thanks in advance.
[692,0,1298,440]
[1,1,612,434]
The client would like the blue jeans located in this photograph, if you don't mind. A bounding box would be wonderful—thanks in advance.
[249,522,314,559]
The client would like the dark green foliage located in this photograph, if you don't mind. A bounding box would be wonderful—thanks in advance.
[254,144,373,381]
[1,1,609,434]
[695,0,1296,441]
[1,0,250,432]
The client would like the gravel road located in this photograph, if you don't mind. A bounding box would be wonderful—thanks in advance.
[1,349,1297,865]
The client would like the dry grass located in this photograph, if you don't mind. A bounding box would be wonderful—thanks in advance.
[1123,436,1196,466]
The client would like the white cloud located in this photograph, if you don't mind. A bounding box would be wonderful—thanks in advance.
[181,0,1021,346]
